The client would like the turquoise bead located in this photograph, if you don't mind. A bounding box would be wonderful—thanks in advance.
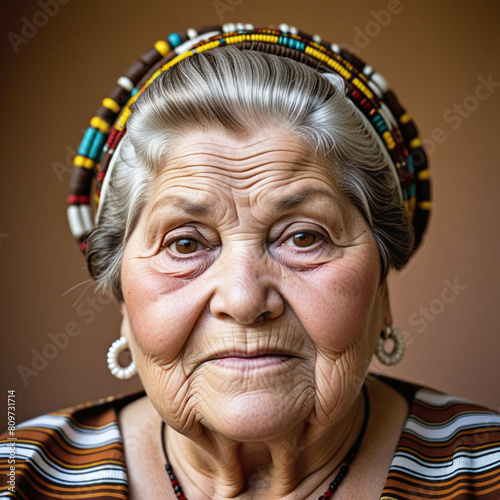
[88,132,106,161]
[131,87,139,96]
[78,127,97,156]
[406,154,415,174]
[372,115,388,133]
[168,32,182,48]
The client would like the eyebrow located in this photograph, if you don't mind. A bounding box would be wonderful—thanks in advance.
[273,188,340,213]
[149,195,213,218]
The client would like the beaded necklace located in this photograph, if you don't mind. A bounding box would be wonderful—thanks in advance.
[160,385,369,500]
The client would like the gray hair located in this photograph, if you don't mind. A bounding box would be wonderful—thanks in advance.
[86,46,413,301]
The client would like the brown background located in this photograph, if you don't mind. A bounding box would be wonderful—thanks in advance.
[1,0,499,427]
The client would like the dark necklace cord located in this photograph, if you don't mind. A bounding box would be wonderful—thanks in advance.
[161,385,370,499]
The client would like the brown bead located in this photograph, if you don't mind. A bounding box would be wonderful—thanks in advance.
[108,85,130,106]
[96,105,117,124]
[69,165,93,195]
[125,60,147,85]
[140,47,163,68]
[383,90,405,117]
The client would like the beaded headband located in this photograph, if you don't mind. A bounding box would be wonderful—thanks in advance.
[67,23,431,254]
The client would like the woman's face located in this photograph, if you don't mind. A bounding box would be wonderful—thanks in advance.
[120,128,390,442]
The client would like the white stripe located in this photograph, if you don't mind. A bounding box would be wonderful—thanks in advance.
[0,442,127,485]
[390,448,500,480]
[16,415,122,448]
[415,388,475,407]
[404,412,500,442]
[173,31,220,55]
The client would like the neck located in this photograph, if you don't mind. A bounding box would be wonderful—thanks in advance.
[164,391,366,499]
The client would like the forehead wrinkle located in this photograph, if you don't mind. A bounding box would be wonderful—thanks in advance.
[167,134,310,161]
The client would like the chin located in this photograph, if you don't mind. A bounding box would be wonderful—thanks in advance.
[203,391,315,442]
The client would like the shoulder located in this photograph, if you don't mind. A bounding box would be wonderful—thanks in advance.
[0,391,144,499]
[382,382,500,499]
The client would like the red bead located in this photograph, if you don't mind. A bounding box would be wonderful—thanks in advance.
[351,89,362,102]
[96,171,105,183]
[78,195,90,205]
[67,194,79,205]
[324,490,333,498]
[171,480,179,487]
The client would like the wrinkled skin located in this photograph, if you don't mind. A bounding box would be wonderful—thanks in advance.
[119,128,395,498]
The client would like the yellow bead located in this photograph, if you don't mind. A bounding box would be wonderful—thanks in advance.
[73,155,85,167]
[409,197,416,216]
[399,113,412,124]
[154,40,169,56]
[94,193,100,205]
[410,137,423,149]
[102,98,120,113]
[417,169,431,181]
[383,131,396,149]
[90,116,111,133]
[83,158,95,169]
[418,201,432,210]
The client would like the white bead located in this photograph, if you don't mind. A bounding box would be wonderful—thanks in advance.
[226,23,236,32]
[236,22,245,30]
[245,23,254,30]
[117,76,134,93]
[379,101,398,129]
[67,205,85,239]
[79,205,94,233]
[279,23,289,33]
[371,72,389,94]
[289,26,298,35]
[363,65,374,77]
[367,80,383,98]
[186,28,198,40]
[330,43,341,54]
[312,34,322,44]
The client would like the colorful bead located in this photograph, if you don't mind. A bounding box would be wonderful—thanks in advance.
[154,40,169,56]
[90,116,110,133]
[187,28,198,40]
[399,112,412,124]
[410,137,423,149]
[168,32,183,48]
[102,98,120,113]
[371,72,389,94]
[117,76,134,92]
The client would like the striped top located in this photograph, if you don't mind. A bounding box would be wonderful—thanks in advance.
[1,379,499,499]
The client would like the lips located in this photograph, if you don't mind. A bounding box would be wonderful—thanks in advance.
[204,349,298,370]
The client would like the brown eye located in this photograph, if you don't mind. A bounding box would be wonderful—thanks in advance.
[292,232,316,247]
[172,238,198,254]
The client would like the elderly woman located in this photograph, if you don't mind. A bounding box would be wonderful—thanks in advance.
[2,24,500,500]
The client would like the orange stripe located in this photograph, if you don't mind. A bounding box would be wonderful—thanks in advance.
[386,467,500,491]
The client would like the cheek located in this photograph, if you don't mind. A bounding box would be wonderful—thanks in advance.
[122,263,210,362]
[284,252,380,352]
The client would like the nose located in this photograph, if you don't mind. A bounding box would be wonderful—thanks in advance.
[209,252,285,325]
